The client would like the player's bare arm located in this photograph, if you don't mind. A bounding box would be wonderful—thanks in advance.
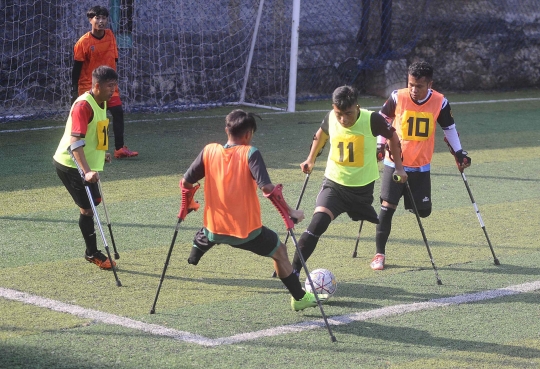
[301,128,328,173]
[387,132,407,183]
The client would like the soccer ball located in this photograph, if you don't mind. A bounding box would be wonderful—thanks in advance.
[305,268,337,297]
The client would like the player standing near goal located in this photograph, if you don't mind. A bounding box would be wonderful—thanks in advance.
[53,66,118,270]
[290,85,406,275]
[371,61,471,270]
[180,109,329,311]
[72,5,138,159]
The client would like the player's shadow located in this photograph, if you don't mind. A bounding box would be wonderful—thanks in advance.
[118,267,302,293]
[0,215,188,230]
[282,319,540,359]
[443,262,540,277]
[357,320,540,359]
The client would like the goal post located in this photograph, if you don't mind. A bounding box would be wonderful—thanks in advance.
[286,0,301,112]
[238,0,287,112]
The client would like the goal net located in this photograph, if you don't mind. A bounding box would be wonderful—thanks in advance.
[1,0,539,122]
[0,0,292,122]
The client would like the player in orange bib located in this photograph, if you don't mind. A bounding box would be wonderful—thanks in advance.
[370,61,471,271]
[72,5,138,159]
[179,109,330,311]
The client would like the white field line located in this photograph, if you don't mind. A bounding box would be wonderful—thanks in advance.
[2,97,540,134]
[1,280,539,347]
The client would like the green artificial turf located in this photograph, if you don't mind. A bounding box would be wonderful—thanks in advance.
[1,90,539,368]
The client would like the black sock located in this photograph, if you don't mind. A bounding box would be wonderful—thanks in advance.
[375,206,395,255]
[280,272,305,300]
[79,214,97,255]
[108,105,125,150]
[291,212,331,271]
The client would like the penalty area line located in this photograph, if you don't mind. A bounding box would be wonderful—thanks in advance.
[1,280,539,346]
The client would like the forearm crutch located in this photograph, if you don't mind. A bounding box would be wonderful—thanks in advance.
[150,217,184,314]
[272,165,310,278]
[288,228,337,342]
[444,138,500,265]
[267,184,336,342]
[97,180,120,259]
[67,143,122,287]
[394,174,442,285]
[351,220,364,258]
[150,183,200,314]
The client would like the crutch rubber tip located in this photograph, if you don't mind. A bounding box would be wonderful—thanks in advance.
[114,253,120,260]
[116,280,122,287]
[437,280,443,285]
[494,258,500,265]
[150,309,155,314]
[352,252,357,258]
[331,336,337,343]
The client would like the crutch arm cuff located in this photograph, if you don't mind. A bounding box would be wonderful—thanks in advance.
[178,180,200,220]
[68,140,85,152]
[264,184,294,230]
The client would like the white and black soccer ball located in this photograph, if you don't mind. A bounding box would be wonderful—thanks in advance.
[305,268,337,297]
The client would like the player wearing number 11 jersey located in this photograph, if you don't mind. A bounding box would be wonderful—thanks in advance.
[371,61,471,271]
[290,85,406,275]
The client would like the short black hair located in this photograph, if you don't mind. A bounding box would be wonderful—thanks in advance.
[332,85,358,110]
[92,66,118,85]
[225,109,259,137]
[408,61,433,80]
[87,6,109,19]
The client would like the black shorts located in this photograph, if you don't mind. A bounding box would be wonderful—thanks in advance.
[55,163,101,210]
[380,165,431,211]
[314,177,379,223]
[193,226,280,257]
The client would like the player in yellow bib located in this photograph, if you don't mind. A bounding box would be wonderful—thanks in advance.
[371,61,471,271]
[290,86,406,275]
[53,66,117,270]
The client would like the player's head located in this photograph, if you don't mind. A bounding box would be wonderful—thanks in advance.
[332,85,358,110]
[87,6,109,19]
[92,65,118,85]
[225,109,259,139]
[332,86,360,128]
[87,6,109,31]
[408,61,433,81]
[91,66,118,102]
[407,61,433,101]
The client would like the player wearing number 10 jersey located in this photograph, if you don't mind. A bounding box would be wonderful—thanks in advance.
[290,85,406,276]
[371,61,471,271]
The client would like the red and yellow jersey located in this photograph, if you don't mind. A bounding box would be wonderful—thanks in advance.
[390,89,444,167]
[202,143,262,238]
[53,92,109,171]
[74,29,119,97]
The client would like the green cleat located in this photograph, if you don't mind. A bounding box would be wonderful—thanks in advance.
[291,292,329,311]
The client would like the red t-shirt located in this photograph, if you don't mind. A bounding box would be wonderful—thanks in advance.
[70,100,94,137]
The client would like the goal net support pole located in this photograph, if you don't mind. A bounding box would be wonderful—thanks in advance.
[287,0,300,112]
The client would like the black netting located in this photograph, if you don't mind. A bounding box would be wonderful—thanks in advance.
[1,0,539,122]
